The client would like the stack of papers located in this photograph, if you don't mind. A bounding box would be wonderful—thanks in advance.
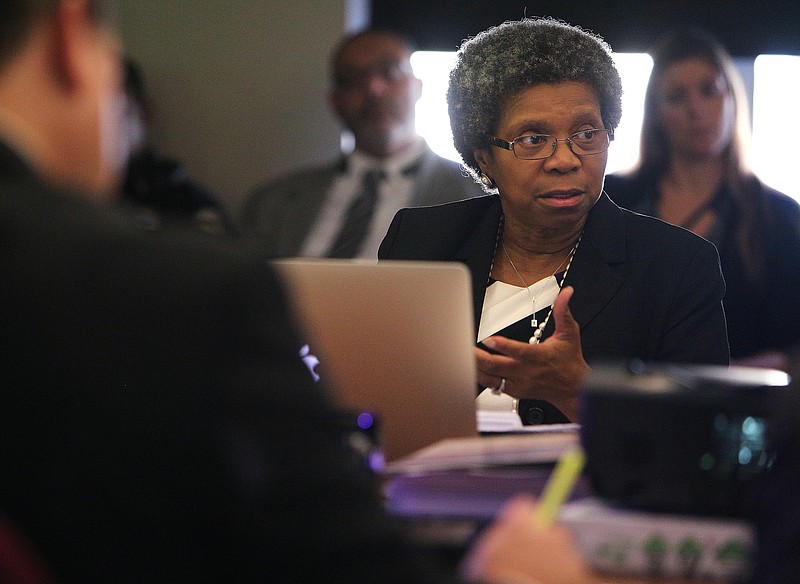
[476,409,524,432]
[386,429,580,474]
[384,429,586,519]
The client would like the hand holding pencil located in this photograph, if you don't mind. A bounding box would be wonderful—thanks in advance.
[536,445,586,527]
[460,446,588,584]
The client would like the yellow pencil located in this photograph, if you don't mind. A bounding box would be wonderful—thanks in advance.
[536,445,586,527]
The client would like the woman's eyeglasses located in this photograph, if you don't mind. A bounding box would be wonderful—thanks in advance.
[488,129,613,160]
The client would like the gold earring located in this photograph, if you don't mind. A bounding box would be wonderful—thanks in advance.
[480,173,494,188]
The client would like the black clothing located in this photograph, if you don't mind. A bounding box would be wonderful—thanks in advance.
[0,140,454,584]
[122,148,236,236]
[605,172,800,360]
[380,193,729,423]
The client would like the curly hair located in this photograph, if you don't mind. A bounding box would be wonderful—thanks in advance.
[447,17,623,183]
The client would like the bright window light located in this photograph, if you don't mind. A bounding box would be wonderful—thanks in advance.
[606,53,653,174]
[411,51,459,161]
[753,55,800,202]
[412,51,800,203]
[411,51,653,175]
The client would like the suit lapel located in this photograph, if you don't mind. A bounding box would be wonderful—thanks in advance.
[557,194,626,334]
[425,193,625,340]
[408,146,436,206]
[280,166,338,255]
[454,196,503,337]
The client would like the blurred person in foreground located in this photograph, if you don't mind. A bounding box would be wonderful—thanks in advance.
[379,18,729,426]
[604,29,800,370]
[0,1,613,583]
[241,28,483,259]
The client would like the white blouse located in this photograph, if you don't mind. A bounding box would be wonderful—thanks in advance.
[477,275,560,343]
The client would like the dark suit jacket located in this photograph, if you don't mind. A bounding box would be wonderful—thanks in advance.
[0,142,452,584]
[240,144,483,257]
[379,193,729,367]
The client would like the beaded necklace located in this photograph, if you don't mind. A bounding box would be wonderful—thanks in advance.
[489,216,582,344]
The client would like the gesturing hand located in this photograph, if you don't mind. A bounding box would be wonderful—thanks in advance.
[475,286,589,421]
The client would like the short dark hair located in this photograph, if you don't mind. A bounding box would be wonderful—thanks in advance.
[0,0,114,70]
[329,28,416,87]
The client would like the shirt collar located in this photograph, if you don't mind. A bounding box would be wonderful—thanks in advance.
[347,137,427,177]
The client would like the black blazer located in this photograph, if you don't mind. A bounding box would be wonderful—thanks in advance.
[379,193,729,367]
[0,142,452,584]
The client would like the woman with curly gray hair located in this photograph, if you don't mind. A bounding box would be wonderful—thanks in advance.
[379,18,729,425]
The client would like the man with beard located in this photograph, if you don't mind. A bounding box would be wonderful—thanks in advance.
[241,29,482,259]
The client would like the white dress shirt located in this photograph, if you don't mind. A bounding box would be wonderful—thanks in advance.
[300,139,428,259]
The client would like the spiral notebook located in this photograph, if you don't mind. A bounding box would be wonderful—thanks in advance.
[272,259,479,463]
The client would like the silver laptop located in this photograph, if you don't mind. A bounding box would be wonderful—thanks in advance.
[272,259,479,462]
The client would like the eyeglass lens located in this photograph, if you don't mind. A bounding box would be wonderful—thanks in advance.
[335,60,411,90]
[514,129,610,159]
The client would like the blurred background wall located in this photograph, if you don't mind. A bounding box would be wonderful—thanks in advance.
[117,1,368,219]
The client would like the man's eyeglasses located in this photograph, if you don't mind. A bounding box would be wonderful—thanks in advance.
[488,129,613,160]
[334,61,412,90]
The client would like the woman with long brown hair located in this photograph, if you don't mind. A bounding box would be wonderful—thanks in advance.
[605,29,800,367]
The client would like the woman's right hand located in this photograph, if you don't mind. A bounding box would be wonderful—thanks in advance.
[474,286,589,422]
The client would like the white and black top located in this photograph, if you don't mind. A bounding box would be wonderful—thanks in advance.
[478,271,571,425]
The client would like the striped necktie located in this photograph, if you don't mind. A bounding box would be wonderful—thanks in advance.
[327,167,385,258]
